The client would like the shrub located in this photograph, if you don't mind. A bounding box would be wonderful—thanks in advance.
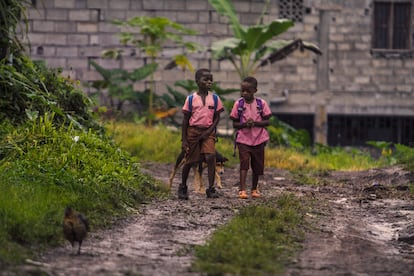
[0,115,166,264]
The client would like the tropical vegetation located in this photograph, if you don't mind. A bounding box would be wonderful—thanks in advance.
[0,0,165,266]
[1,0,414,274]
[208,0,322,80]
[0,0,30,60]
[96,16,201,125]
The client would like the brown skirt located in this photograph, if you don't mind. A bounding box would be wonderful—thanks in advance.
[185,126,216,164]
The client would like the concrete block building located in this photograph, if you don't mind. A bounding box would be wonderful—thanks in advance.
[25,0,414,146]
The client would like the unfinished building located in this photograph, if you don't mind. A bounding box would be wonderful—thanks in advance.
[25,0,414,146]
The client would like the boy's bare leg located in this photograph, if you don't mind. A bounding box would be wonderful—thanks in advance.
[240,170,248,191]
[178,163,192,200]
[252,174,259,191]
[251,173,262,198]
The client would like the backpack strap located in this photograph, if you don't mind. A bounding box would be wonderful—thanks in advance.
[188,93,218,113]
[213,93,218,112]
[256,98,263,117]
[188,94,193,113]
[237,97,263,121]
[234,98,244,156]
[237,98,245,123]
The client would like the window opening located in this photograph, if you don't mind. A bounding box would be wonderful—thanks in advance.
[279,0,304,23]
[328,115,414,146]
[373,1,411,50]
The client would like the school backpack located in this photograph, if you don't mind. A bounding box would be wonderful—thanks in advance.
[188,93,220,139]
[188,93,218,113]
[233,98,264,156]
[236,98,264,123]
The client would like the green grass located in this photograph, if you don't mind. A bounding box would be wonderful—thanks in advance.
[107,122,398,275]
[0,116,166,265]
[192,194,306,275]
[107,122,240,166]
[265,146,389,171]
[0,119,402,269]
[106,122,182,163]
[109,122,389,171]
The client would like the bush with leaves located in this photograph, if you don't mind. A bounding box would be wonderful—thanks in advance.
[267,117,312,148]
[0,56,100,131]
[0,0,30,60]
[0,114,165,265]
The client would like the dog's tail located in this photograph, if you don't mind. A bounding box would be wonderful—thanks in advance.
[168,152,187,190]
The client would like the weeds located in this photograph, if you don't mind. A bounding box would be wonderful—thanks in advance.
[109,122,389,172]
[0,120,401,266]
[0,116,166,265]
[192,194,305,275]
[265,145,388,171]
[107,122,240,166]
[107,122,182,163]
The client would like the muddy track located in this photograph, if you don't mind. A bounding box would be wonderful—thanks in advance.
[4,163,414,275]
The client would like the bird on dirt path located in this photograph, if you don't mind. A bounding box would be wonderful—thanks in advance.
[63,206,89,255]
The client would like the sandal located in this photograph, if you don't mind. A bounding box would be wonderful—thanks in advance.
[251,189,261,198]
[238,190,248,199]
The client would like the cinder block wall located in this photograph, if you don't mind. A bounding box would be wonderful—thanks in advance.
[24,0,414,118]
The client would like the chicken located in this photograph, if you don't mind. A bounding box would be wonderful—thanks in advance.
[63,206,89,255]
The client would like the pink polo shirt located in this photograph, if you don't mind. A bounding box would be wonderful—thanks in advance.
[182,92,224,128]
[230,97,272,146]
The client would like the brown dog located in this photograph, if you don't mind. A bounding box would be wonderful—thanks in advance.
[169,150,228,193]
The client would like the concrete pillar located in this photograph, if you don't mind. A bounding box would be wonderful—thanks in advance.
[314,6,341,145]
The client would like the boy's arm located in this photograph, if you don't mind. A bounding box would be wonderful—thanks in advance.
[230,100,246,129]
[232,119,246,129]
[252,118,270,128]
[233,115,271,129]
[212,109,221,129]
[253,99,271,128]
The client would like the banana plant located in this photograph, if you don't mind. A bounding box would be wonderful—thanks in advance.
[111,16,201,125]
[209,0,322,79]
[88,60,157,116]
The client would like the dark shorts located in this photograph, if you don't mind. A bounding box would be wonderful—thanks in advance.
[237,142,265,175]
[185,126,216,164]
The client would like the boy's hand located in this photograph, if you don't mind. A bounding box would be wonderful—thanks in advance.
[246,119,254,128]
[200,128,213,140]
[182,140,189,154]
[200,132,209,141]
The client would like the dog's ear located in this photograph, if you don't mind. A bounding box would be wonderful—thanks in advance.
[215,151,228,162]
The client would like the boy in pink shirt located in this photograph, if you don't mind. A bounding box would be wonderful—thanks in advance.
[230,76,272,199]
[179,68,224,200]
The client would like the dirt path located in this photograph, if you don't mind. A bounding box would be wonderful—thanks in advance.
[284,167,414,275]
[5,163,414,275]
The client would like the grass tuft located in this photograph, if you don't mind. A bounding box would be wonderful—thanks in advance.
[192,194,305,275]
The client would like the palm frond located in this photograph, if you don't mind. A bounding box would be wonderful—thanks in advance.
[259,39,322,67]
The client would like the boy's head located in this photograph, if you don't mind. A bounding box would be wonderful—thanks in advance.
[195,68,213,92]
[242,76,258,89]
[241,76,257,102]
[195,68,212,82]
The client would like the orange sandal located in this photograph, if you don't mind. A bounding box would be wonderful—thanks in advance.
[251,190,261,198]
[238,190,248,199]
